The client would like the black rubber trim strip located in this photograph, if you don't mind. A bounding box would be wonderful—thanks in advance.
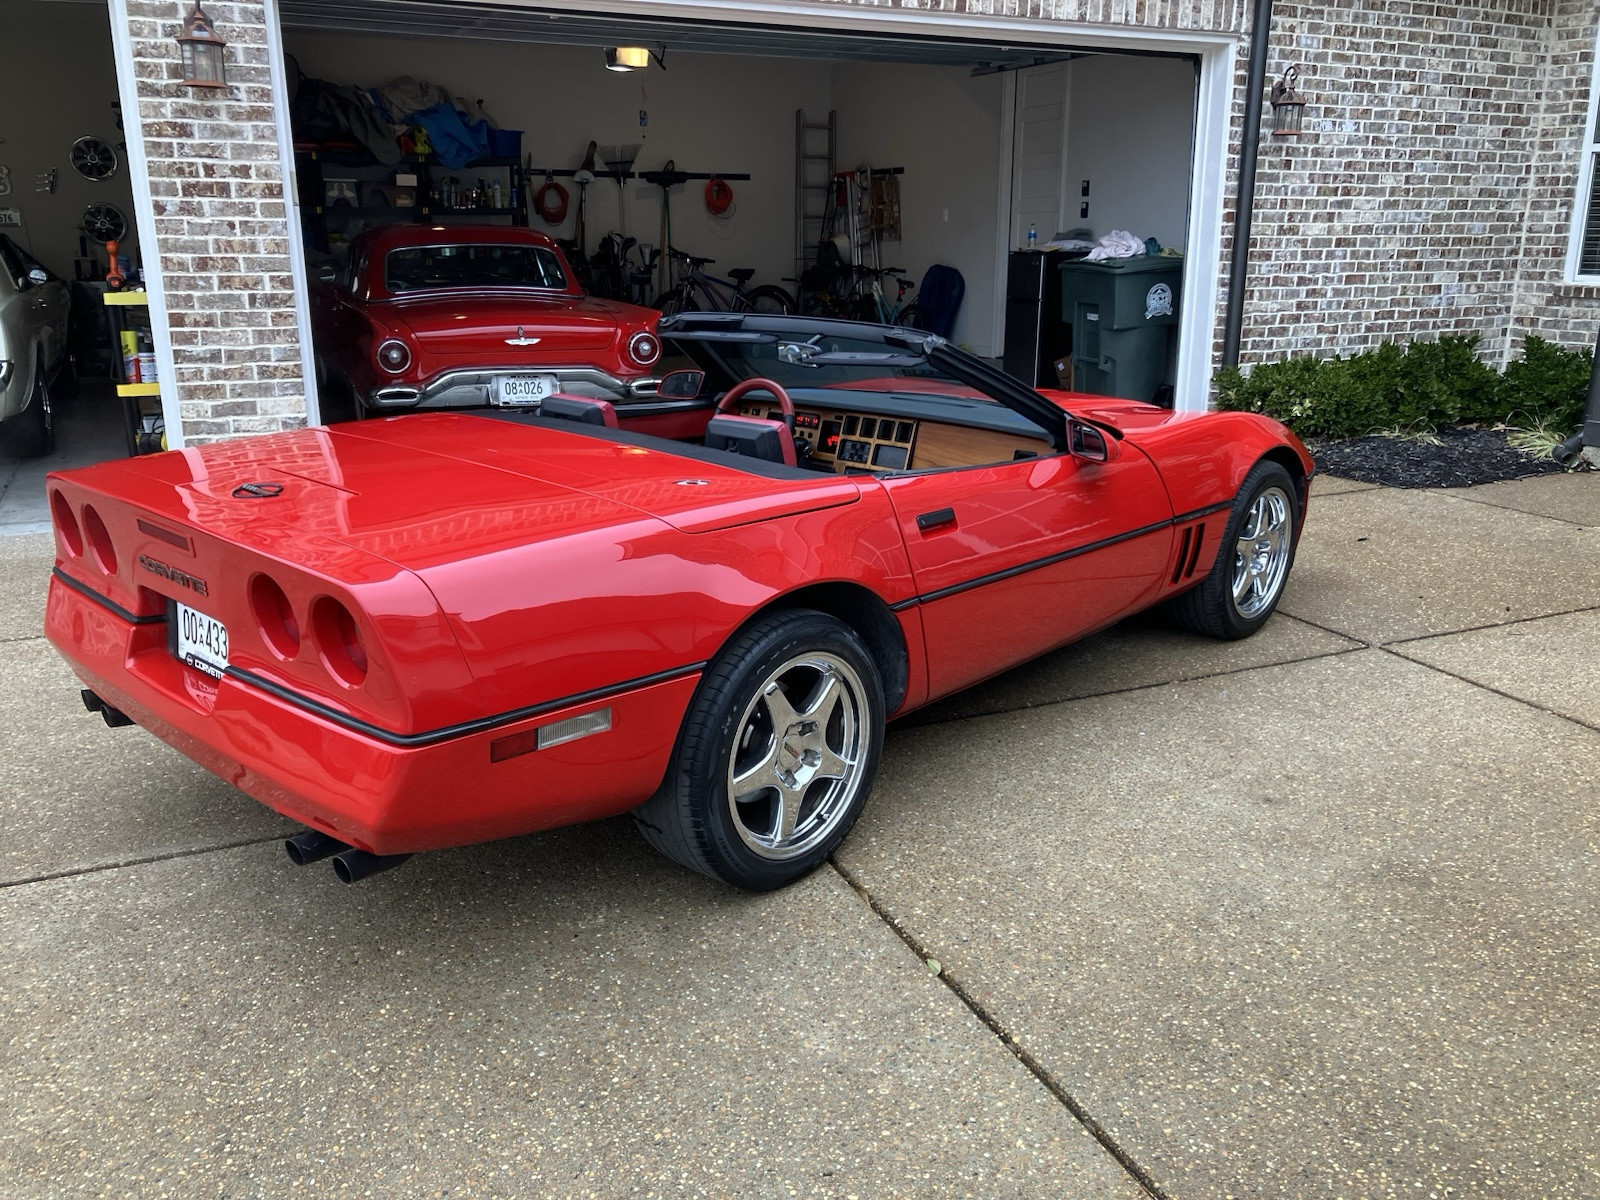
[224,661,709,748]
[52,568,167,626]
[886,499,1235,612]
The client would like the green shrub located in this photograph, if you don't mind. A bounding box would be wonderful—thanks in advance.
[1498,335,1590,430]
[1216,334,1590,440]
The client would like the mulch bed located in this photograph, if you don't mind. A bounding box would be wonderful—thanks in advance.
[1310,426,1568,489]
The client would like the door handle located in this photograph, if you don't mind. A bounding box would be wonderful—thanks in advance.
[916,507,956,533]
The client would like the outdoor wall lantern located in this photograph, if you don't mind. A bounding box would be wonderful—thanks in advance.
[1269,65,1306,136]
[177,3,228,89]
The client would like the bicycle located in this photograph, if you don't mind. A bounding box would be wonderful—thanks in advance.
[801,264,925,329]
[652,248,796,317]
[857,265,926,329]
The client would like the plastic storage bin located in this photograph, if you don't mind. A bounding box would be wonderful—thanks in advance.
[1060,257,1183,404]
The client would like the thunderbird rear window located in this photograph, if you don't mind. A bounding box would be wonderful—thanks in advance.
[385,244,567,293]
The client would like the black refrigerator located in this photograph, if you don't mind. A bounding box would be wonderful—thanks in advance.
[1002,250,1073,388]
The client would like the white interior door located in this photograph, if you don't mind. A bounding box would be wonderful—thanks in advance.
[1010,63,1069,248]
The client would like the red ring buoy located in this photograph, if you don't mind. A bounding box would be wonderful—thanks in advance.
[704,176,734,217]
[533,180,569,225]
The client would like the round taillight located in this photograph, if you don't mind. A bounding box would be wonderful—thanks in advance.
[628,330,660,367]
[376,339,412,374]
[82,505,117,575]
[311,596,368,687]
[250,574,300,660]
[51,491,82,557]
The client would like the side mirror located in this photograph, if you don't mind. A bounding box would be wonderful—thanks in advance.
[26,268,49,288]
[1069,420,1110,463]
[657,368,704,400]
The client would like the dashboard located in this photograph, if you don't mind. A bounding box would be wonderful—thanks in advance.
[738,401,1047,473]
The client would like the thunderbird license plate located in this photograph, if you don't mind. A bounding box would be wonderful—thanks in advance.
[175,603,229,679]
[492,374,558,407]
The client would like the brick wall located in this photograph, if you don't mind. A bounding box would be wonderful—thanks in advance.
[121,0,305,443]
[1508,1,1600,354]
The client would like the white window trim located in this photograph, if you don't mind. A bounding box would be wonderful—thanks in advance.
[1563,25,1600,283]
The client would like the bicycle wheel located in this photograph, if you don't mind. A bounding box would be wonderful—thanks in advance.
[893,303,928,330]
[652,289,688,317]
[737,284,797,315]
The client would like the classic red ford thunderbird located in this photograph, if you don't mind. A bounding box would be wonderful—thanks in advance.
[46,315,1312,890]
[311,224,663,418]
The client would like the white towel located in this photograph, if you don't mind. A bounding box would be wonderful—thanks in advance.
[1085,230,1145,262]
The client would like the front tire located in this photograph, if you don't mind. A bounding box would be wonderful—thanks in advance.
[633,609,885,890]
[2,360,54,459]
[1168,460,1300,640]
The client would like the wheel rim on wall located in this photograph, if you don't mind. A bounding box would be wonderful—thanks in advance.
[725,652,869,860]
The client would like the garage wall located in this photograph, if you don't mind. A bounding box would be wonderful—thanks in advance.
[831,63,1005,355]
[281,32,830,293]
[1066,55,1196,252]
[1,0,135,280]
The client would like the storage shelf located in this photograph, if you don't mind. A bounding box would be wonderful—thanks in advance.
[117,382,162,397]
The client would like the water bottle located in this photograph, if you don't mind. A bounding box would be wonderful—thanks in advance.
[1027,223,1037,249]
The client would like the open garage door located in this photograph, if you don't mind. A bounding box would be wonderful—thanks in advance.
[273,0,1226,414]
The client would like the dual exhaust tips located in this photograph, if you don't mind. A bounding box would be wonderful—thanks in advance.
[284,829,410,884]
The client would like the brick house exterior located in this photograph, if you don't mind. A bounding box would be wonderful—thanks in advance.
[107,0,1600,444]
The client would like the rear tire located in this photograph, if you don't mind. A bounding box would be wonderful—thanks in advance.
[738,284,797,315]
[2,360,54,459]
[894,303,928,330]
[633,609,884,891]
[1167,460,1300,640]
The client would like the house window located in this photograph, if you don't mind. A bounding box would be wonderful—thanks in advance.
[1568,32,1600,281]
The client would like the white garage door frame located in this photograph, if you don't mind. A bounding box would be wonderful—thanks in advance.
[265,0,1236,415]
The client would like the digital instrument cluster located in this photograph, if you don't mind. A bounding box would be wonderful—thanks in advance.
[742,404,919,472]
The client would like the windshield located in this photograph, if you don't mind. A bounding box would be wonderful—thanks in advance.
[385,244,568,293]
[663,328,988,401]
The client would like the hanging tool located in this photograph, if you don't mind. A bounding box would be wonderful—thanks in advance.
[641,159,690,294]
[572,140,597,259]
[598,143,641,238]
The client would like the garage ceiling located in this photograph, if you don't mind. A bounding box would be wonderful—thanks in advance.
[275,0,1089,70]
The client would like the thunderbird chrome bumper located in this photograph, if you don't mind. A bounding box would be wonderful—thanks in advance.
[367,365,661,411]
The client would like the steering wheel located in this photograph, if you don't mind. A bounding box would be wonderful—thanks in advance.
[717,377,795,430]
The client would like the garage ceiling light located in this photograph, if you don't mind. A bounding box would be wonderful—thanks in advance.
[606,46,650,71]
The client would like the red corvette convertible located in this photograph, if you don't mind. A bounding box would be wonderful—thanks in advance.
[46,315,1312,890]
[311,224,663,418]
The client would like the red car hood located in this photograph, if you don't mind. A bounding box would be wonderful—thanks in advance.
[382,292,647,356]
[91,416,859,575]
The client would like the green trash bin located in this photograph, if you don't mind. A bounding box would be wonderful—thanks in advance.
[1060,257,1183,403]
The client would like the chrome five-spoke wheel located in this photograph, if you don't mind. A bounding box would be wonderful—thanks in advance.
[633,609,885,891]
[1167,460,1301,641]
[1232,485,1293,619]
[727,652,869,861]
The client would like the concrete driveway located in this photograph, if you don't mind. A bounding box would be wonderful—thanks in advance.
[2,465,1596,1199]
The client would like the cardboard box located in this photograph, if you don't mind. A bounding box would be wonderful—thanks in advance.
[1053,356,1073,390]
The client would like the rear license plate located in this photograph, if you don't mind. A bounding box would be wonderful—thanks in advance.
[175,603,229,679]
[492,374,558,407]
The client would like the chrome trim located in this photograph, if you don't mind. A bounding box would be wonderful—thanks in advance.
[365,365,660,410]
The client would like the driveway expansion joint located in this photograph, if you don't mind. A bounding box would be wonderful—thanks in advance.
[0,833,290,890]
[1377,600,1600,648]
[1381,646,1600,737]
[829,859,1172,1200]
